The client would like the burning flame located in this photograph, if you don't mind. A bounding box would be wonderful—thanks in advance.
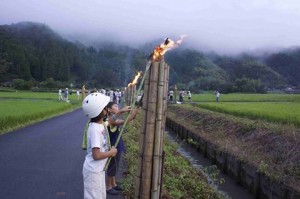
[150,35,187,61]
[128,71,142,87]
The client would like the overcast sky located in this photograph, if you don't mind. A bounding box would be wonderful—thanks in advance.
[1,0,300,54]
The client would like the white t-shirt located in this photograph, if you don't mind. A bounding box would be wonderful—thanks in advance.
[83,122,109,172]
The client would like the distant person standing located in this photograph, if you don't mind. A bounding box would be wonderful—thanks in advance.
[64,88,69,102]
[216,91,220,102]
[76,90,80,100]
[169,90,174,101]
[109,89,114,102]
[58,89,63,101]
[187,91,192,102]
[115,89,122,104]
[179,90,184,102]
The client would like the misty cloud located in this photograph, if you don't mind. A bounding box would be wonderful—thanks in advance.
[1,0,300,54]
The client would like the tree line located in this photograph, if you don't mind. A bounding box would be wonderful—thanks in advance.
[1,22,299,93]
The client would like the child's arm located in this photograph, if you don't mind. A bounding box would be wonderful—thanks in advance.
[108,108,140,126]
[92,146,117,160]
[115,106,131,117]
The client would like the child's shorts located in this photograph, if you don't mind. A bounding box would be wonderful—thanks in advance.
[83,168,106,199]
[107,152,122,177]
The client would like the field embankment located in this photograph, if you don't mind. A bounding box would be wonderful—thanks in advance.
[167,104,300,198]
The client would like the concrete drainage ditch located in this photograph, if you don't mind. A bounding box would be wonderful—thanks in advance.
[166,117,300,199]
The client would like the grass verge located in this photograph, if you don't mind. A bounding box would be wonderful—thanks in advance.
[121,114,223,199]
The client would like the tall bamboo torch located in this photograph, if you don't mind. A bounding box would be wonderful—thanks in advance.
[127,83,132,106]
[104,35,187,196]
[135,35,186,199]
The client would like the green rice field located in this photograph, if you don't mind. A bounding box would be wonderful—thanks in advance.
[190,93,300,102]
[196,102,300,126]
[0,91,82,134]
[0,90,71,99]
[183,93,300,126]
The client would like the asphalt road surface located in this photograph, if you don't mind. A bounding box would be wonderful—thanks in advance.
[0,108,124,199]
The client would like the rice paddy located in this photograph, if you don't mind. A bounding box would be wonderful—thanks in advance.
[0,91,81,134]
[188,93,300,126]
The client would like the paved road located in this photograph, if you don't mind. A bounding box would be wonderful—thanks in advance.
[0,108,125,199]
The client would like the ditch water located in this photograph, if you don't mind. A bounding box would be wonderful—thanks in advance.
[166,129,254,199]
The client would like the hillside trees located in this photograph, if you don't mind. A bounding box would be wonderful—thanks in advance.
[166,49,229,90]
[212,54,286,92]
[265,49,300,86]
[0,22,298,92]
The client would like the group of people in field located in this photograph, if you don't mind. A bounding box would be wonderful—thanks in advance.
[58,88,70,102]
[168,89,221,103]
[168,89,192,103]
[81,88,139,198]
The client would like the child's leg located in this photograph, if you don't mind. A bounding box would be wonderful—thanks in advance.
[107,152,122,188]
[83,168,106,198]
[106,157,117,189]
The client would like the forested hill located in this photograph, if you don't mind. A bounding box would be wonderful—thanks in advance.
[1,22,299,92]
[0,22,138,88]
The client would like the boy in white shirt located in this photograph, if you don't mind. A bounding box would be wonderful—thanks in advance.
[82,93,118,199]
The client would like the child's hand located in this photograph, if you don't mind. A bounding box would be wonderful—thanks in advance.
[110,146,118,157]
[119,106,131,113]
[131,108,140,119]
[133,108,140,115]
[124,106,132,112]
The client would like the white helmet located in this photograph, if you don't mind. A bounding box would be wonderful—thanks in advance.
[82,92,110,118]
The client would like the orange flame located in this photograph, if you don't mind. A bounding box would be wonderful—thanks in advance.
[132,71,142,85]
[151,35,187,61]
[127,71,142,87]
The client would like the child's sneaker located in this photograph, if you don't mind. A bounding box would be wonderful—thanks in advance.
[113,185,122,191]
[107,188,119,195]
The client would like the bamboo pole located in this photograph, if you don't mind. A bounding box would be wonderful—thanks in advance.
[135,59,169,199]
[128,86,132,106]
[126,86,130,106]
[135,65,150,198]
[159,63,169,198]
[140,61,159,199]
[129,85,132,105]
[124,88,127,105]
[151,60,166,199]
[132,84,136,105]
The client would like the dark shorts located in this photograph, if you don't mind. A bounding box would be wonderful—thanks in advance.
[107,152,122,177]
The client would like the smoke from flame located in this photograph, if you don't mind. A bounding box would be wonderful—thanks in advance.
[150,35,187,61]
[128,71,142,87]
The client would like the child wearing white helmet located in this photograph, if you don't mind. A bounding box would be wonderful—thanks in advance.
[82,92,117,199]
